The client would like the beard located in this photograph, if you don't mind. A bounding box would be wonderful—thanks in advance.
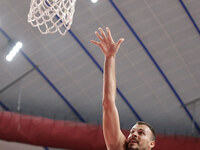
[127,147,146,150]
[126,142,139,150]
[127,147,139,150]
[127,143,146,150]
[127,148,139,150]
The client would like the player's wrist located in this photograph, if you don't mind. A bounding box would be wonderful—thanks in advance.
[105,55,116,62]
[105,54,116,59]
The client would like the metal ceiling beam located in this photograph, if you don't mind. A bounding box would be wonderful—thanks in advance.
[179,0,200,35]
[0,67,36,94]
[0,101,9,111]
[108,0,200,133]
[20,50,85,123]
[183,97,200,106]
[68,30,142,121]
[0,27,85,123]
[0,27,12,41]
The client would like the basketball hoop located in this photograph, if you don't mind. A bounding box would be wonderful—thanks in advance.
[28,0,76,35]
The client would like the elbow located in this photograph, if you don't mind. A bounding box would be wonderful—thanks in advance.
[102,97,115,110]
[102,98,109,109]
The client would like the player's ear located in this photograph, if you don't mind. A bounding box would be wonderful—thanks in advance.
[149,141,155,148]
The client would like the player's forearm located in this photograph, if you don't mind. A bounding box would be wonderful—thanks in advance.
[103,55,116,105]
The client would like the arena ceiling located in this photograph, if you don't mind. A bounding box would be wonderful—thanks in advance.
[0,0,200,137]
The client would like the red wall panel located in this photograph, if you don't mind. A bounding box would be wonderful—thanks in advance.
[0,111,199,150]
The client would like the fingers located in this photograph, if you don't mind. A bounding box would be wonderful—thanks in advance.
[90,40,101,46]
[94,27,112,42]
[116,38,124,49]
[117,38,124,45]
[99,28,106,39]
[106,27,114,42]
[92,27,124,50]
[95,31,103,42]
[91,40,104,52]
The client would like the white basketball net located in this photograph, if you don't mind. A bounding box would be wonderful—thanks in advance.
[28,0,76,35]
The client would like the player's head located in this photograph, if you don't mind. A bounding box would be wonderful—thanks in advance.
[126,121,156,150]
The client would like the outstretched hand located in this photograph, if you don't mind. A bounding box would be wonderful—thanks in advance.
[91,27,124,57]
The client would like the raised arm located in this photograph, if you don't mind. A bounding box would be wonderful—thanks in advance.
[91,27,126,149]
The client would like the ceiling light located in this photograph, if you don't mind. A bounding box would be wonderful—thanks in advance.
[91,0,98,3]
[6,42,23,62]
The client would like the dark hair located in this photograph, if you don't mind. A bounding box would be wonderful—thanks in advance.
[136,121,156,141]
